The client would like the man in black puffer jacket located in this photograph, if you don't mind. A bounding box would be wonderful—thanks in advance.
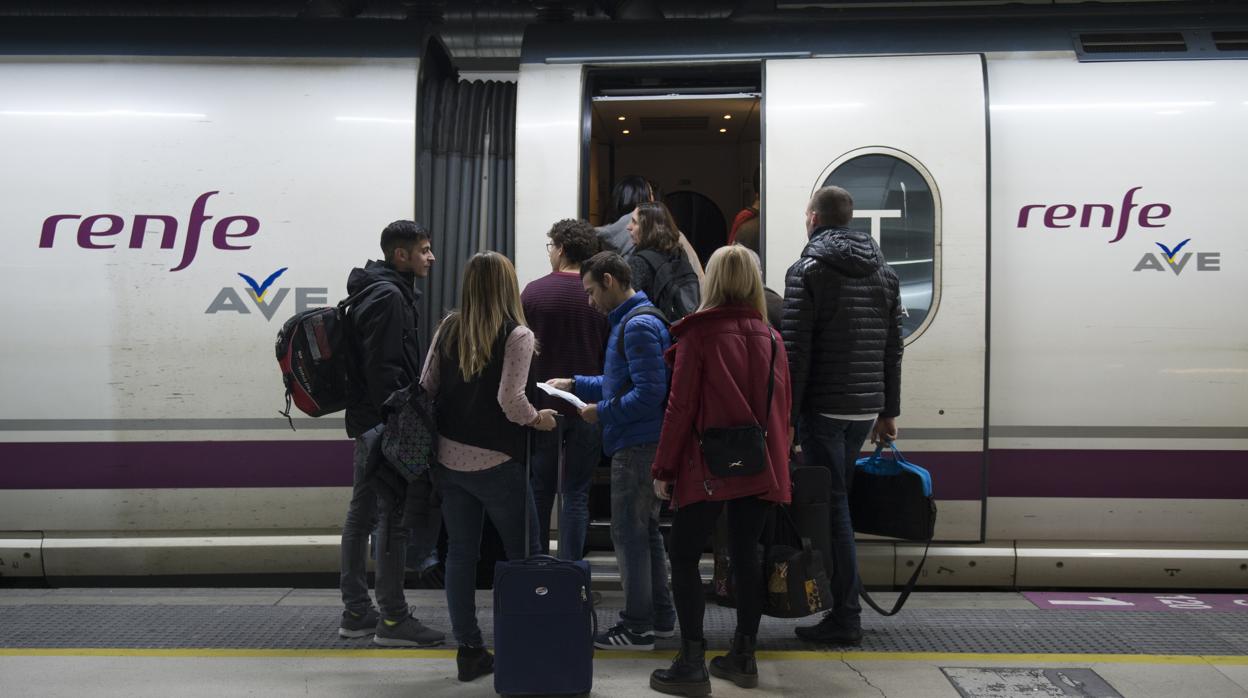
[338,220,445,648]
[782,186,904,646]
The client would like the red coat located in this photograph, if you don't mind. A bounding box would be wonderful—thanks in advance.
[651,303,792,508]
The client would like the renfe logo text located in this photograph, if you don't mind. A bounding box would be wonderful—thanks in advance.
[1015,186,1168,243]
[38,191,259,271]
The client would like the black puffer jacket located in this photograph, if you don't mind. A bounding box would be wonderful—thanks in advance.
[343,260,423,438]
[782,227,903,419]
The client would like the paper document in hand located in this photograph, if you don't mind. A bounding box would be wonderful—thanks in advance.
[536,382,588,410]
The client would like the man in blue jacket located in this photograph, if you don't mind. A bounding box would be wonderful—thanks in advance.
[548,251,677,650]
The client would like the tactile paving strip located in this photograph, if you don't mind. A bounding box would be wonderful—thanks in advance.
[1,600,1245,654]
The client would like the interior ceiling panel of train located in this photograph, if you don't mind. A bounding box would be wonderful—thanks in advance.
[0,0,1238,69]
[592,97,759,146]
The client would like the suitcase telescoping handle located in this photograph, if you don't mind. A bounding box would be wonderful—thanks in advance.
[523,415,566,559]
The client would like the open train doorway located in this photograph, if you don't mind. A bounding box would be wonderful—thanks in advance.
[581,64,762,551]
[585,65,762,268]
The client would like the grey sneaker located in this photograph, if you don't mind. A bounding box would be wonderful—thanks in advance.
[373,615,446,647]
[338,608,379,639]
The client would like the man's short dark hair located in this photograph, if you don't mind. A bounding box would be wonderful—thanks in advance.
[809,186,855,228]
[548,219,600,265]
[380,220,431,261]
[580,251,632,290]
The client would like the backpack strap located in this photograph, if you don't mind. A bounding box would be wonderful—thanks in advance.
[612,305,670,403]
[615,305,670,363]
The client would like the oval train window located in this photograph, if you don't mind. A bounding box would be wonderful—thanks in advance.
[819,149,940,340]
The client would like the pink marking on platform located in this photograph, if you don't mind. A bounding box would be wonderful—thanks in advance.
[1024,592,1248,611]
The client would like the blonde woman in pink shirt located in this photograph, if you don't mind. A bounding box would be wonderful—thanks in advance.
[420,251,557,682]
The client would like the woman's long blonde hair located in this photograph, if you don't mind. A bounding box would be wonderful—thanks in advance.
[437,251,528,380]
[699,245,767,317]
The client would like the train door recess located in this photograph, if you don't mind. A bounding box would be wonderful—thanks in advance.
[764,55,990,581]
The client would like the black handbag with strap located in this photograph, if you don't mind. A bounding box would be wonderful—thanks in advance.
[697,330,777,479]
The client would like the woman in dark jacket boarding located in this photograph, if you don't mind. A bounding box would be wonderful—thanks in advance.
[649,245,792,696]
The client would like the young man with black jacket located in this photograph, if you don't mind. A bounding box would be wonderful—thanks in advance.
[782,186,904,646]
[338,220,445,647]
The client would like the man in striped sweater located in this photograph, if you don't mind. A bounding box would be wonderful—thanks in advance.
[521,219,609,561]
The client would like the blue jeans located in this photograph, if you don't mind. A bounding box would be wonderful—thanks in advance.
[610,443,677,634]
[340,425,411,620]
[531,418,600,560]
[800,414,875,629]
[433,460,541,648]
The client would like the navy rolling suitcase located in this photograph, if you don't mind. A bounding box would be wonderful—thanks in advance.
[493,425,597,697]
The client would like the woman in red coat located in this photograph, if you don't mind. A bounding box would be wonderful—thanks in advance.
[649,245,792,696]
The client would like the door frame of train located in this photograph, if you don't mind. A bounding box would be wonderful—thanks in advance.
[762,54,991,544]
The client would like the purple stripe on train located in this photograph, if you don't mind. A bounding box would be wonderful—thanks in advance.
[1,443,1245,499]
[987,449,1248,499]
[0,441,353,489]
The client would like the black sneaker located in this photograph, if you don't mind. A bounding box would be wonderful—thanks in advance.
[373,615,446,647]
[794,612,862,645]
[594,623,655,650]
[338,608,379,639]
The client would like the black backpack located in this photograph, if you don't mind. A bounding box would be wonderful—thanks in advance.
[634,248,700,323]
[274,281,389,429]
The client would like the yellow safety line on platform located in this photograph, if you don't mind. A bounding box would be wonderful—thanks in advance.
[1,649,1246,665]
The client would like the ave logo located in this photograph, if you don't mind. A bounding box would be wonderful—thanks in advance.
[205,267,328,320]
[1133,238,1221,275]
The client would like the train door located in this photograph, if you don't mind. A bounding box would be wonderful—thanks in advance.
[764,55,990,579]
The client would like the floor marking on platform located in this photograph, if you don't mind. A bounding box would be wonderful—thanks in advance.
[1,649,1246,665]
[1025,592,1248,612]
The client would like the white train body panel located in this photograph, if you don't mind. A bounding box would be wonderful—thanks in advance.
[1,45,1246,584]
[0,57,419,577]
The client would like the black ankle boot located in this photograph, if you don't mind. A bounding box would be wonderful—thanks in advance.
[456,645,494,682]
[709,632,758,689]
[649,638,711,697]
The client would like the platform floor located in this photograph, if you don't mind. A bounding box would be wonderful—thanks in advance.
[1,589,1246,697]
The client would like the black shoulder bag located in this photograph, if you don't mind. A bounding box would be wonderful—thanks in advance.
[697,330,776,478]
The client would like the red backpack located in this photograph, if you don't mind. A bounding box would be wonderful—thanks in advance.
[275,282,389,429]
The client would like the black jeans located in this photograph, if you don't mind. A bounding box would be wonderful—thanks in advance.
[669,496,772,641]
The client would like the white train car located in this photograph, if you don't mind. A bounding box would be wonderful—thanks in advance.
[1,13,1245,587]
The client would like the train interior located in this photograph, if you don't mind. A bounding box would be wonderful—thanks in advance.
[585,64,762,264]
[581,64,762,549]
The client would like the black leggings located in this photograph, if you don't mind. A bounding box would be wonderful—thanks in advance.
[669,496,772,641]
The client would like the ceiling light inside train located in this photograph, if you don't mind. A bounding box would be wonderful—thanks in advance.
[617,116,625,121]
[719,128,727,133]
[622,129,630,134]
[723,114,731,119]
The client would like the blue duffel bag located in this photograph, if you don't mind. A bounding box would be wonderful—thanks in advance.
[850,442,938,617]
[851,442,936,541]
